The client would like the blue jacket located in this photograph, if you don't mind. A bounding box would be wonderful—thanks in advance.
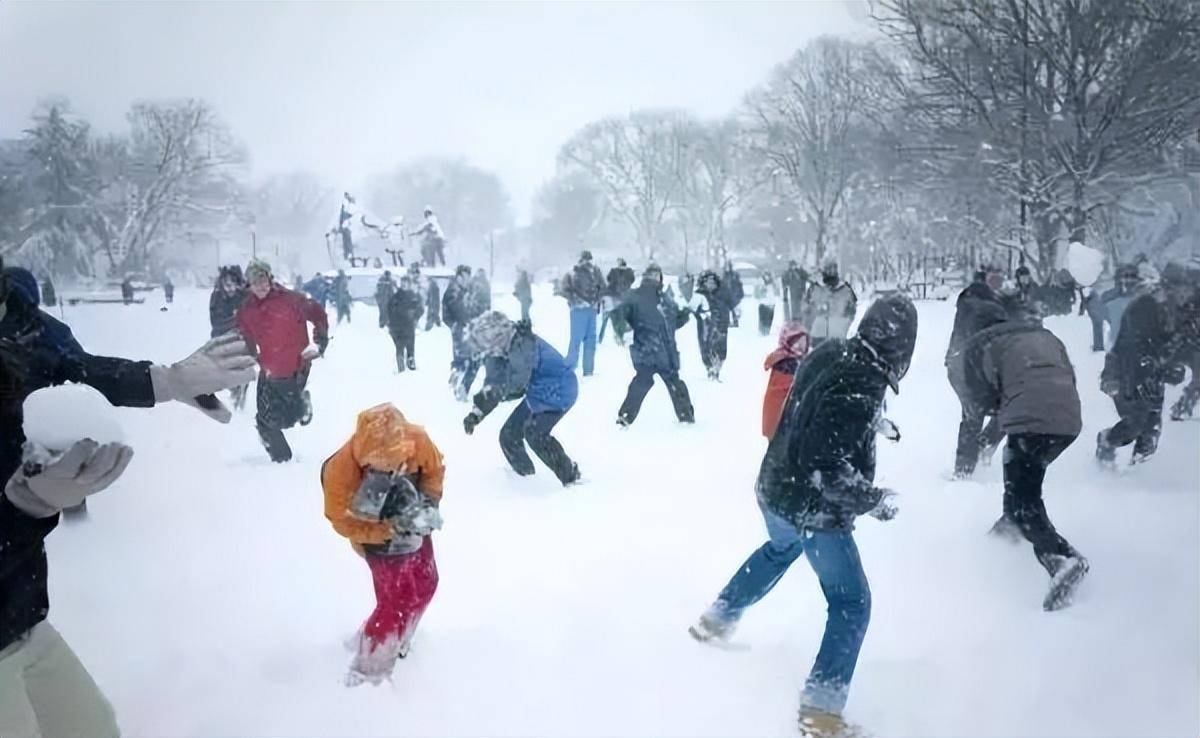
[474,328,578,417]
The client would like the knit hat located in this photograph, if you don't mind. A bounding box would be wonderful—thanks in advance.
[245,259,273,283]
[465,311,516,357]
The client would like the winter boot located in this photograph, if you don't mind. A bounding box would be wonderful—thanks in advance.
[1040,554,1089,611]
[797,707,863,738]
[688,608,736,644]
[562,462,582,487]
[987,515,1022,544]
[1095,430,1116,468]
[616,414,633,428]
[406,357,417,371]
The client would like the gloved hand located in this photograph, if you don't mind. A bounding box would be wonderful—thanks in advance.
[315,334,329,357]
[867,488,899,522]
[390,503,443,538]
[150,334,257,423]
[463,408,483,435]
[4,440,134,518]
[875,417,901,442]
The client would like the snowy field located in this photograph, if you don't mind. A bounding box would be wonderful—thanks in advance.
[44,284,1199,738]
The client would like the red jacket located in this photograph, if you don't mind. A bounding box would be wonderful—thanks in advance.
[237,285,329,378]
[762,322,810,439]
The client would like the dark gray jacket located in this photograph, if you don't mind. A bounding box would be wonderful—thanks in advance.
[963,322,1081,437]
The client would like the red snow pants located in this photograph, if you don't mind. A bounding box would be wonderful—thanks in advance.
[364,537,439,652]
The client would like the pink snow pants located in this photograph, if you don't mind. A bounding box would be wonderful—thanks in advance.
[364,537,439,652]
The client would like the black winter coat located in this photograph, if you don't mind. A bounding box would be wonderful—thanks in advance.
[756,337,889,531]
[616,281,690,372]
[1102,292,1183,400]
[209,287,246,338]
[607,266,636,299]
[386,288,425,333]
[442,281,472,326]
[0,301,156,652]
[946,282,1008,363]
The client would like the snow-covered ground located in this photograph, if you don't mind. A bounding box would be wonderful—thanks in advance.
[43,285,1198,737]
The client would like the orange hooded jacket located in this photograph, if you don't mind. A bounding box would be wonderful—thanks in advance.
[321,404,445,548]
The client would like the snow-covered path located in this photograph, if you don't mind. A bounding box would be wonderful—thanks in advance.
[45,286,1198,737]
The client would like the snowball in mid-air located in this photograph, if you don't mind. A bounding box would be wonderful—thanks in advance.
[1065,241,1105,287]
[23,384,127,451]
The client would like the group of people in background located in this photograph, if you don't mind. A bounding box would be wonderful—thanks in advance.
[4,240,1199,737]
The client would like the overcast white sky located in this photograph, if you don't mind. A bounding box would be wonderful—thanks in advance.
[0,1,869,222]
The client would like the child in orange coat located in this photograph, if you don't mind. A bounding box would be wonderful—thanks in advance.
[322,403,445,685]
[762,322,810,439]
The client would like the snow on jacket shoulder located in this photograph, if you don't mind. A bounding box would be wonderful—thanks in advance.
[619,282,689,372]
[321,404,444,549]
[757,338,888,531]
[236,285,328,378]
[964,322,1081,437]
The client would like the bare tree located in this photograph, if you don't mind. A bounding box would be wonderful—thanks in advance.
[875,0,1200,275]
[558,110,693,259]
[746,37,892,266]
[99,99,246,274]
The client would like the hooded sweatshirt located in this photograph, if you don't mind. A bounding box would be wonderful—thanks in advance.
[762,322,810,438]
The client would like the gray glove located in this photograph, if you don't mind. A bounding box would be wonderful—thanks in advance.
[150,334,258,423]
[5,440,134,518]
[867,488,899,522]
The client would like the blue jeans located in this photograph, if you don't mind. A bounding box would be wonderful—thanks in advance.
[565,307,597,375]
[712,505,871,715]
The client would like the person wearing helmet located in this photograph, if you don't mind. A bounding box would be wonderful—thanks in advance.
[1097,261,1199,466]
[689,294,917,738]
[960,302,1088,610]
[613,264,695,425]
[461,311,581,485]
[801,260,857,348]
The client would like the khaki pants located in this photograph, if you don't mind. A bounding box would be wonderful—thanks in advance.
[0,622,119,738]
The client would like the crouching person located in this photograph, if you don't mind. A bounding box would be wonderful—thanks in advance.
[962,310,1088,610]
[689,295,917,738]
[462,311,581,486]
[321,404,445,685]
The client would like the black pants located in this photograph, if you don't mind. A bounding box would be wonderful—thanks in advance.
[700,322,728,375]
[948,363,1006,475]
[758,303,775,336]
[618,368,694,424]
[336,303,351,324]
[390,328,416,371]
[1002,433,1078,572]
[499,401,576,484]
[519,299,531,323]
[1104,394,1163,456]
[256,371,308,462]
